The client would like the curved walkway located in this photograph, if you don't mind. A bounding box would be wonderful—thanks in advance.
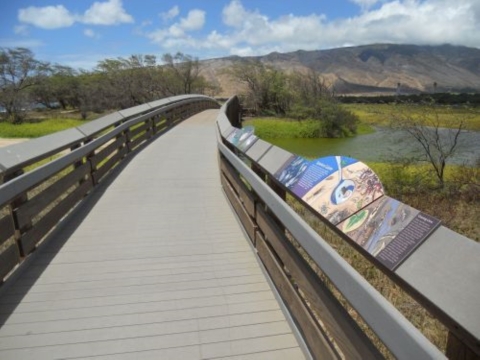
[0,110,308,359]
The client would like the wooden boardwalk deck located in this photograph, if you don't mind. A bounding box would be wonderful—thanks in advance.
[0,110,309,359]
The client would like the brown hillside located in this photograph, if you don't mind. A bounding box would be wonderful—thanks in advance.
[199,44,480,97]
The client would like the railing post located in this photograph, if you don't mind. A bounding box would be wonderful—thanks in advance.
[251,163,266,182]
[0,172,21,276]
[167,108,174,128]
[71,143,89,186]
[84,138,96,187]
[151,116,158,135]
[124,127,132,153]
[3,169,32,256]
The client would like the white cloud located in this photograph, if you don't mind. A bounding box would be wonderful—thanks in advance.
[82,0,133,25]
[143,0,480,57]
[17,0,133,30]
[349,0,380,10]
[222,0,249,28]
[179,9,205,31]
[335,0,478,47]
[147,9,206,44]
[160,6,180,22]
[18,5,75,29]
[204,0,480,55]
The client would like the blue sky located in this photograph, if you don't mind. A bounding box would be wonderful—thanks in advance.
[1,0,479,69]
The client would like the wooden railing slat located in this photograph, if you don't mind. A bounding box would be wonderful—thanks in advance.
[129,129,152,150]
[92,146,128,184]
[19,179,93,256]
[15,162,91,230]
[0,215,15,246]
[221,174,256,243]
[90,136,126,169]
[256,231,339,359]
[129,122,150,138]
[0,244,20,281]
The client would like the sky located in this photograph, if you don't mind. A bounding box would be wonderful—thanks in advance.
[1,0,479,70]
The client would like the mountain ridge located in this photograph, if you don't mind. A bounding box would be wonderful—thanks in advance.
[199,43,480,96]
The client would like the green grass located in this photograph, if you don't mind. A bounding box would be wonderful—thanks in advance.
[343,103,480,130]
[244,117,374,138]
[356,122,375,135]
[245,104,480,140]
[244,118,323,138]
[0,118,86,138]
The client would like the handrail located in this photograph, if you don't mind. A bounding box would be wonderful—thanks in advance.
[0,95,219,283]
[0,95,213,177]
[216,95,479,359]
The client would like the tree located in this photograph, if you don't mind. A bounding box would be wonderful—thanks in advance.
[391,102,465,187]
[31,64,80,110]
[289,68,331,107]
[225,60,291,115]
[162,52,204,95]
[96,57,140,108]
[95,53,204,109]
[0,47,49,123]
[76,70,111,119]
[226,62,358,136]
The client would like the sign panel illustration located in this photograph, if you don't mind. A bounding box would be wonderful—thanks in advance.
[226,126,258,153]
[337,196,440,270]
[275,155,384,225]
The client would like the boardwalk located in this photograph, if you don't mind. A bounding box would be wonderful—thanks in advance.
[0,110,309,359]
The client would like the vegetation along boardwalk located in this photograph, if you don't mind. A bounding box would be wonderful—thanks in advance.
[0,110,309,359]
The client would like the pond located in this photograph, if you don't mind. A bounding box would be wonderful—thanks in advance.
[264,127,480,165]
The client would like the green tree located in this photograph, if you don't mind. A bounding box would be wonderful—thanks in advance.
[31,64,80,110]
[289,68,331,107]
[225,60,291,115]
[226,62,358,137]
[96,57,140,108]
[162,52,201,95]
[0,47,49,123]
[76,71,111,119]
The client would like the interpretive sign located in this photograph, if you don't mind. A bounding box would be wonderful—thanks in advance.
[226,126,440,271]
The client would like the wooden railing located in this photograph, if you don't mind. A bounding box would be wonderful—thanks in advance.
[0,95,219,283]
[216,96,480,359]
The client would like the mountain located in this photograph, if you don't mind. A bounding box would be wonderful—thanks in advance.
[199,44,480,97]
